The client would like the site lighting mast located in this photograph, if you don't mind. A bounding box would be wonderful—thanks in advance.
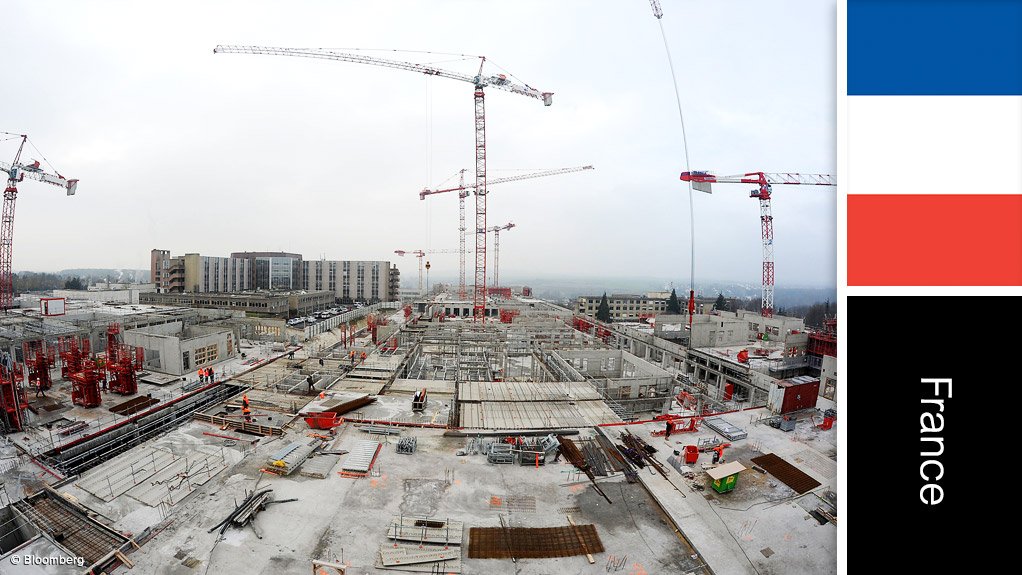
[420,165,593,299]
[214,45,553,322]
[485,222,515,293]
[394,249,460,296]
[679,171,836,317]
[0,133,78,311]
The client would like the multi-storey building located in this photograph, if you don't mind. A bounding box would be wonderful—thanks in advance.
[153,249,399,302]
[576,293,669,320]
[151,250,249,294]
[229,252,303,291]
[302,260,399,303]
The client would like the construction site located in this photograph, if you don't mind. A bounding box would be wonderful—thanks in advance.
[0,287,837,574]
[0,1,837,573]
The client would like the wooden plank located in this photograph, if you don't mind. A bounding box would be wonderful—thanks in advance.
[567,515,595,564]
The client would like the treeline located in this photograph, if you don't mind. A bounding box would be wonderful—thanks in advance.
[13,272,89,294]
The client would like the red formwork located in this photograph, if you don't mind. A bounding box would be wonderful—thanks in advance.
[70,359,103,408]
[0,361,27,431]
[23,340,53,392]
[105,323,140,396]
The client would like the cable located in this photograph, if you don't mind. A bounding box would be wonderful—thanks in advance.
[26,138,60,174]
[651,6,697,304]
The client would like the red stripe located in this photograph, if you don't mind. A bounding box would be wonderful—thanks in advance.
[848,195,1022,285]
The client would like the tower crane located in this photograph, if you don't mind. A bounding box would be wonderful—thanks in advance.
[421,165,593,299]
[214,45,553,322]
[679,171,836,317]
[1,133,78,311]
[485,222,515,294]
[394,249,460,295]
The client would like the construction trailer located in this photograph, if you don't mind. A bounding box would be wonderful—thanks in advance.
[767,375,820,415]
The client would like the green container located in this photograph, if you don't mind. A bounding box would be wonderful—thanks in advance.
[712,472,739,493]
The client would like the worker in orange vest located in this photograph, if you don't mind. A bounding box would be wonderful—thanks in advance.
[242,404,252,422]
[360,351,367,362]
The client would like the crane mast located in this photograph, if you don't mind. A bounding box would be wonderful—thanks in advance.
[680,171,835,317]
[485,222,515,294]
[1,133,78,311]
[395,249,459,295]
[215,45,552,322]
[421,165,592,300]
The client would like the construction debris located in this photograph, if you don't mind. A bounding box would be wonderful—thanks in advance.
[207,489,297,539]
[396,436,417,454]
[556,436,612,504]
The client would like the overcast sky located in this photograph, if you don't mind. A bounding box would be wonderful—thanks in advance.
[2,0,835,287]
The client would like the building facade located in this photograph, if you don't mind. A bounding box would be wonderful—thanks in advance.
[576,293,669,320]
[230,252,303,291]
[302,260,399,302]
[152,249,400,302]
[139,290,334,319]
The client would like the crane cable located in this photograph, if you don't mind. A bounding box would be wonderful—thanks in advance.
[651,5,697,305]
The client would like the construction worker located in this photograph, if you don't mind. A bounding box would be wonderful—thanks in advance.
[360,351,367,363]
[242,404,252,422]
[665,419,672,439]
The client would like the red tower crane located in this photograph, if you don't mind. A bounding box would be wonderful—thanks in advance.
[420,165,593,299]
[394,249,459,295]
[214,46,552,322]
[679,171,836,317]
[1,133,78,311]
[486,222,515,294]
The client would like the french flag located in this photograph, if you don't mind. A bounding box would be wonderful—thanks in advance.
[844,0,1022,286]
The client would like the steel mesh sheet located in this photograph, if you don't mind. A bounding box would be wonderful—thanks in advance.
[750,453,821,494]
[468,525,603,559]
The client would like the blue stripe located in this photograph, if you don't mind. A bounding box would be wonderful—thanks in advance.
[848,0,1022,95]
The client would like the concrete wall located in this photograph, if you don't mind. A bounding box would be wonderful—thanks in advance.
[124,322,236,375]
[688,314,748,348]
[52,288,155,305]
[821,354,837,399]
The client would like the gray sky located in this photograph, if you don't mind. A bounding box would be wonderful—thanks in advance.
[2,0,835,287]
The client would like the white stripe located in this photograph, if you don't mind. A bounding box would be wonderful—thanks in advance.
[847,95,1022,195]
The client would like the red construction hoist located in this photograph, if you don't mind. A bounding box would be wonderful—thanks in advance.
[105,323,142,395]
[214,46,552,321]
[394,249,459,295]
[680,171,836,317]
[0,353,27,431]
[69,359,103,408]
[23,340,54,393]
[1,133,78,311]
[420,166,593,299]
[486,222,515,296]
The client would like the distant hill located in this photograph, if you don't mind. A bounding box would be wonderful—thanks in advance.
[58,268,150,283]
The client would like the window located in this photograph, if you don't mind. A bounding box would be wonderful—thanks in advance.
[182,351,191,370]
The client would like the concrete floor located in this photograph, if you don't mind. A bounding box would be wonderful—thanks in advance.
[88,422,704,575]
[3,307,836,574]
